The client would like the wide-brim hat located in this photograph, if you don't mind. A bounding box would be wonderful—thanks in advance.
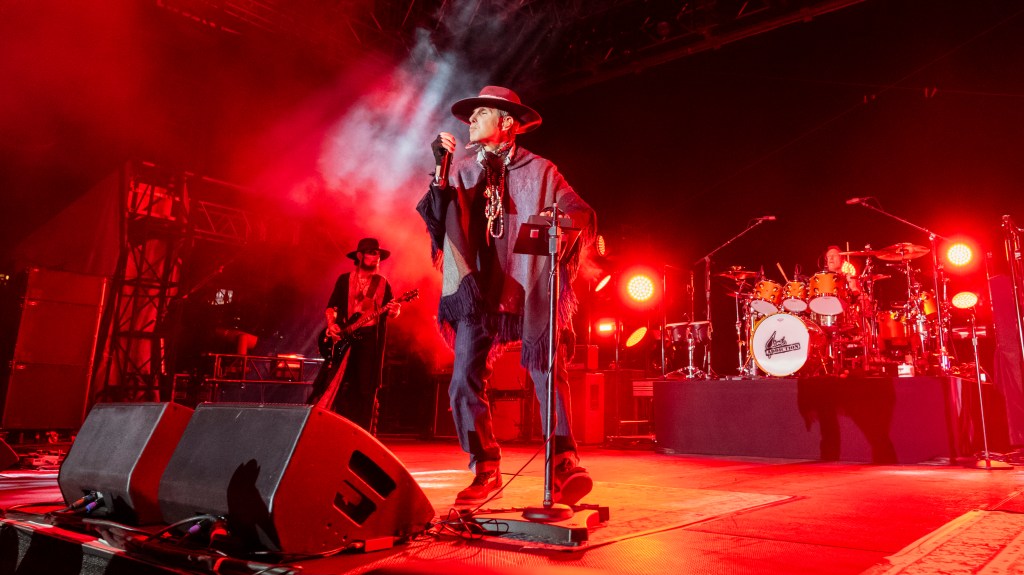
[347,237,391,261]
[451,86,542,134]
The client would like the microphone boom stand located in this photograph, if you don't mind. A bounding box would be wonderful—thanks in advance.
[695,219,771,377]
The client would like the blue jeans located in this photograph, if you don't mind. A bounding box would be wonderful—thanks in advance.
[449,316,578,473]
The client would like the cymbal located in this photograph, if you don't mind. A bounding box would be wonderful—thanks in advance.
[716,267,758,281]
[724,291,751,299]
[862,273,890,281]
[839,250,879,257]
[875,242,930,261]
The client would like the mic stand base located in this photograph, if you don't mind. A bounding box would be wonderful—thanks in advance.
[463,505,609,546]
[668,366,706,379]
[969,458,1013,470]
[522,503,574,522]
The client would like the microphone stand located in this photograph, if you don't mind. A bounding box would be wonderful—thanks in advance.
[849,200,951,373]
[524,204,572,521]
[694,219,771,377]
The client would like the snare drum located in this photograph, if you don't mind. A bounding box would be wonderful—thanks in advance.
[751,280,783,315]
[751,313,825,377]
[808,272,848,316]
[781,281,808,313]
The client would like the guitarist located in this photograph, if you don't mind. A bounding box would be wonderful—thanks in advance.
[308,238,401,434]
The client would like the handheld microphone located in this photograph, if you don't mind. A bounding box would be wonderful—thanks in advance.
[845,197,868,205]
[756,215,777,221]
[438,149,453,184]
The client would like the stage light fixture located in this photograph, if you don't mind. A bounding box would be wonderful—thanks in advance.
[594,274,612,293]
[947,243,973,267]
[841,260,857,276]
[952,291,979,309]
[626,274,655,302]
[596,318,617,335]
[624,326,648,348]
[596,234,607,257]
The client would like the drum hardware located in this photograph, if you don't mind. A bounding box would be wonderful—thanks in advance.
[715,267,758,281]
[874,242,931,261]
[838,249,882,257]
[665,321,711,379]
[861,273,890,282]
[846,201,953,373]
[697,219,775,379]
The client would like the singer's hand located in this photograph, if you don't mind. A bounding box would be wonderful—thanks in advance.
[431,132,456,166]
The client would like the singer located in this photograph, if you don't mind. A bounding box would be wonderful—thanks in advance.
[418,86,597,507]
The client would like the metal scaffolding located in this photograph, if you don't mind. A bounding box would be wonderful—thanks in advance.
[97,162,190,401]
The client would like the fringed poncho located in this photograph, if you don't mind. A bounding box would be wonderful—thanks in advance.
[416,147,596,370]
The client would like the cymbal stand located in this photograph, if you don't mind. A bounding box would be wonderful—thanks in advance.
[695,219,772,378]
[734,287,754,376]
[859,253,881,370]
[929,233,953,372]
[850,199,951,373]
[677,325,706,379]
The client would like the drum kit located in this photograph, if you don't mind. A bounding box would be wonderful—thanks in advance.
[668,241,950,378]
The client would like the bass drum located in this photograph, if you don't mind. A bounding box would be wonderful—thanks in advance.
[751,313,825,377]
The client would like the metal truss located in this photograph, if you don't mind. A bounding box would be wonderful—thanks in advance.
[153,0,867,93]
[98,162,189,402]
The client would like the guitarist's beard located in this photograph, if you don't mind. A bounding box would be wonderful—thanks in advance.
[357,261,380,273]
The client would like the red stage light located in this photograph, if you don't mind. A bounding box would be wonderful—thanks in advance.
[596,234,607,257]
[841,261,857,276]
[594,274,612,292]
[596,319,617,335]
[626,275,655,302]
[952,291,979,309]
[947,243,973,267]
[625,326,648,348]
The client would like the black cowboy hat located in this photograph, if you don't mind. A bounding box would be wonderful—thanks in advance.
[450,86,542,134]
[347,237,391,261]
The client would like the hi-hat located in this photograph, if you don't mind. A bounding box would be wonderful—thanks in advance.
[862,273,891,281]
[875,242,930,261]
[716,267,758,281]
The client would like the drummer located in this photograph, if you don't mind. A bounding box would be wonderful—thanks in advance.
[825,245,862,296]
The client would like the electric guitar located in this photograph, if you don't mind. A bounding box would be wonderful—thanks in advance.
[317,289,419,365]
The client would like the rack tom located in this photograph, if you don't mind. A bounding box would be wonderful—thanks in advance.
[750,280,783,315]
[808,272,848,316]
[780,281,808,313]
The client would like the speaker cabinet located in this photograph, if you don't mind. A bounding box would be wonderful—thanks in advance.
[569,372,605,444]
[58,402,193,524]
[158,404,434,554]
[1,268,107,429]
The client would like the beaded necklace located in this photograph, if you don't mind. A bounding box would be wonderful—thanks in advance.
[479,142,515,242]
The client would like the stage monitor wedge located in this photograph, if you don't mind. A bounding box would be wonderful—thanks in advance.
[158,403,435,555]
[58,402,194,525]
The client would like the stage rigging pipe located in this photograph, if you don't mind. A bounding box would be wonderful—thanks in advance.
[1003,216,1024,363]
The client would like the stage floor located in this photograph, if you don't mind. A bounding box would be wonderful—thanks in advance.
[4,439,1024,575]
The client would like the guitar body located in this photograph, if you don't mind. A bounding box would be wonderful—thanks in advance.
[317,312,363,363]
[315,289,420,367]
